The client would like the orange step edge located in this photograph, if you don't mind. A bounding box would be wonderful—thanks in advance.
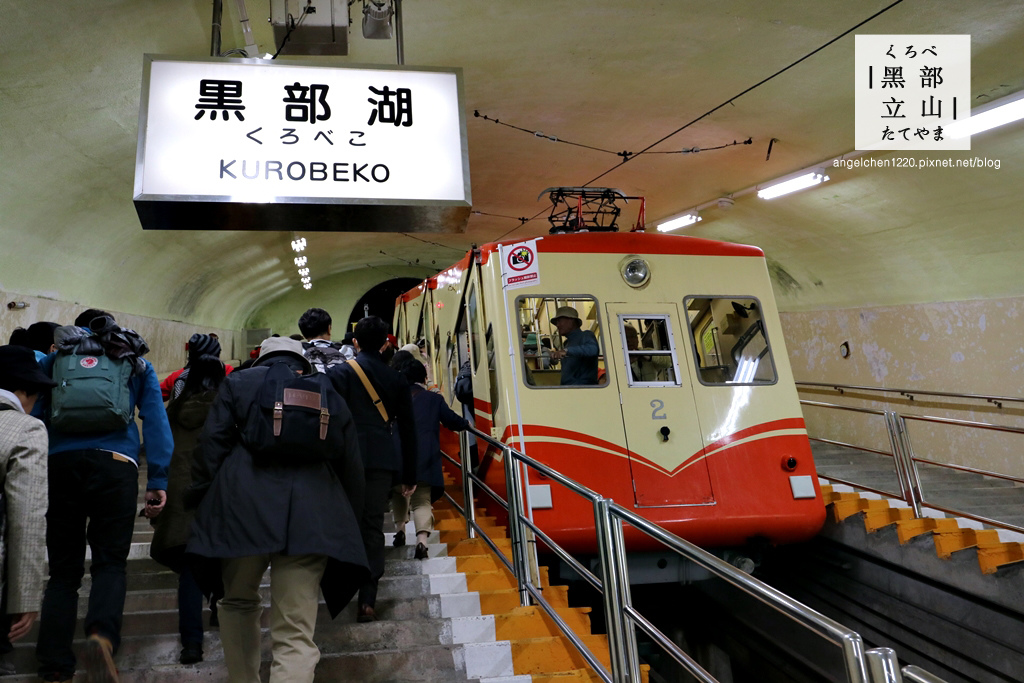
[819,480,1024,574]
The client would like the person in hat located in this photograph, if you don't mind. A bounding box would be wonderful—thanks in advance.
[161,333,233,401]
[548,306,600,386]
[150,353,227,665]
[187,336,368,683]
[0,346,51,675]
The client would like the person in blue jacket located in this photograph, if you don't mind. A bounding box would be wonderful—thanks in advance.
[390,356,469,560]
[548,306,600,386]
[35,309,173,683]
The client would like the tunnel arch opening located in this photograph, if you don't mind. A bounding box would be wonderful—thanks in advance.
[346,277,422,333]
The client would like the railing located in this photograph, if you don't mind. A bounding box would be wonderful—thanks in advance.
[797,383,1024,534]
[441,425,947,683]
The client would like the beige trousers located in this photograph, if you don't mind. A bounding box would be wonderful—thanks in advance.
[390,482,434,535]
[220,553,328,683]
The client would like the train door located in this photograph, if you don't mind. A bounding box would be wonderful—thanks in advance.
[605,303,714,506]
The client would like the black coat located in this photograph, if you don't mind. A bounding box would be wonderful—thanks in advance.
[150,389,217,573]
[326,350,418,486]
[409,385,469,493]
[185,358,369,617]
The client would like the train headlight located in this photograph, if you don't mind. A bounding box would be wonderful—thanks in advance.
[621,257,650,287]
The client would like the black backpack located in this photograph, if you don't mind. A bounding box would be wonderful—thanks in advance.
[241,362,347,463]
[303,341,349,373]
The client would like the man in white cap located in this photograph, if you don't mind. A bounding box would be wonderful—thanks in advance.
[548,306,600,385]
[187,336,368,683]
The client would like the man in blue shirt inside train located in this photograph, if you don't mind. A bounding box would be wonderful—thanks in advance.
[549,306,600,386]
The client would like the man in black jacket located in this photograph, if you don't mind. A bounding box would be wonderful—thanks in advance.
[327,316,417,622]
[187,337,368,682]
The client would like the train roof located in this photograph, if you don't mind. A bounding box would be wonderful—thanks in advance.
[480,231,764,260]
[396,232,763,304]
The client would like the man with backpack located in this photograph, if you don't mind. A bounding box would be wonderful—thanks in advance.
[186,336,368,683]
[299,307,353,374]
[35,309,173,683]
[326,316,417,623]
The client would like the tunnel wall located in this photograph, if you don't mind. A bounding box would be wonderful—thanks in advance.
[781,295,1024,479]
[0,289,244,377]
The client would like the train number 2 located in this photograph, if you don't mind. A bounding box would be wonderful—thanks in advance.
[650,399,667,420]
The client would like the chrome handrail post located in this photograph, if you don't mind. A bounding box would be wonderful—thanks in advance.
[460,430,477,538]
[837,631,869,683]
[865,647,903,682]
[884,411,921,517]
[595,498,637,682]
[609,509,641,682]
[503,446,530,606]
[895,413,925,514]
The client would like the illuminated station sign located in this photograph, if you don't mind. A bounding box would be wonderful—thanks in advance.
[133,55,471,232]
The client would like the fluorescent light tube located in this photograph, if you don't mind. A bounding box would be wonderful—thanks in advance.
[657,212,701,232]
[757,171,829,200]
[946,91,1024,139]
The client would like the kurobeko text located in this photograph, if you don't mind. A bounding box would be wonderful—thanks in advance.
[219,159,391,183]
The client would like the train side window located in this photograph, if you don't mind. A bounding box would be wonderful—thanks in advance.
[468,285,481,373]
[618,316,681,387]
[684,296,777,385]
[515,295,608,388]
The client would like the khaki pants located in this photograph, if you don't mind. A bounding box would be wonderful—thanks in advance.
[390,482,434,535]
[220,553,328,683]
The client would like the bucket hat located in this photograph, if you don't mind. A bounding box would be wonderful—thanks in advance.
[0,344,58,390]
[550,306,581,324]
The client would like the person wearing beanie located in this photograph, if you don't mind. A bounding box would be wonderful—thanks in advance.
[161,333,233,401]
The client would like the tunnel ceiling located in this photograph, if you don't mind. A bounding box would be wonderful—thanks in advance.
[2,1,1023,329]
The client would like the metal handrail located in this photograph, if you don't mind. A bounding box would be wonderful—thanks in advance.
[607,501,870,681]
[901,665,949,683]
[802,397,1024,533]
[450,424,921,683]
[796,381,1024,407]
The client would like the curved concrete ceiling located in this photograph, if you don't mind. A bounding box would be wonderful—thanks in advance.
[2,1,1022,330]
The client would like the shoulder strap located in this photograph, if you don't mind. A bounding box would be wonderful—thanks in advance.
[345,359,389,423]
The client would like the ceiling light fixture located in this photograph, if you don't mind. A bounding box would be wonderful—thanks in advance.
[303,283,313,290]
[946,89,1024,139]
[291,237,306,252]
[362,0,394,39]
[757,170,829,200]
[294,256,307,267]
[298,268,309,276]
[656,211,702,233]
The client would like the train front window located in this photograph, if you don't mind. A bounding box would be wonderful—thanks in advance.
[618,315,681,387]
[685,296,778,385]
[516,296,608,388]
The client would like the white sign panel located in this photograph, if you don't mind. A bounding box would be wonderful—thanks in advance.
[134,56,469,207]
[500,239,541,290]
[855,35,970,151]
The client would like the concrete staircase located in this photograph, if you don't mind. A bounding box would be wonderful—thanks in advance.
[812,441,1024,574]
[5,465,648,682]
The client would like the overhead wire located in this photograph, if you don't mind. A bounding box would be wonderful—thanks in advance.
[476,0,908,242]
[580,0,908,186]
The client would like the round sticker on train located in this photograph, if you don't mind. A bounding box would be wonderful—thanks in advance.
[507,245,534,271]
[80,357,99,369]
